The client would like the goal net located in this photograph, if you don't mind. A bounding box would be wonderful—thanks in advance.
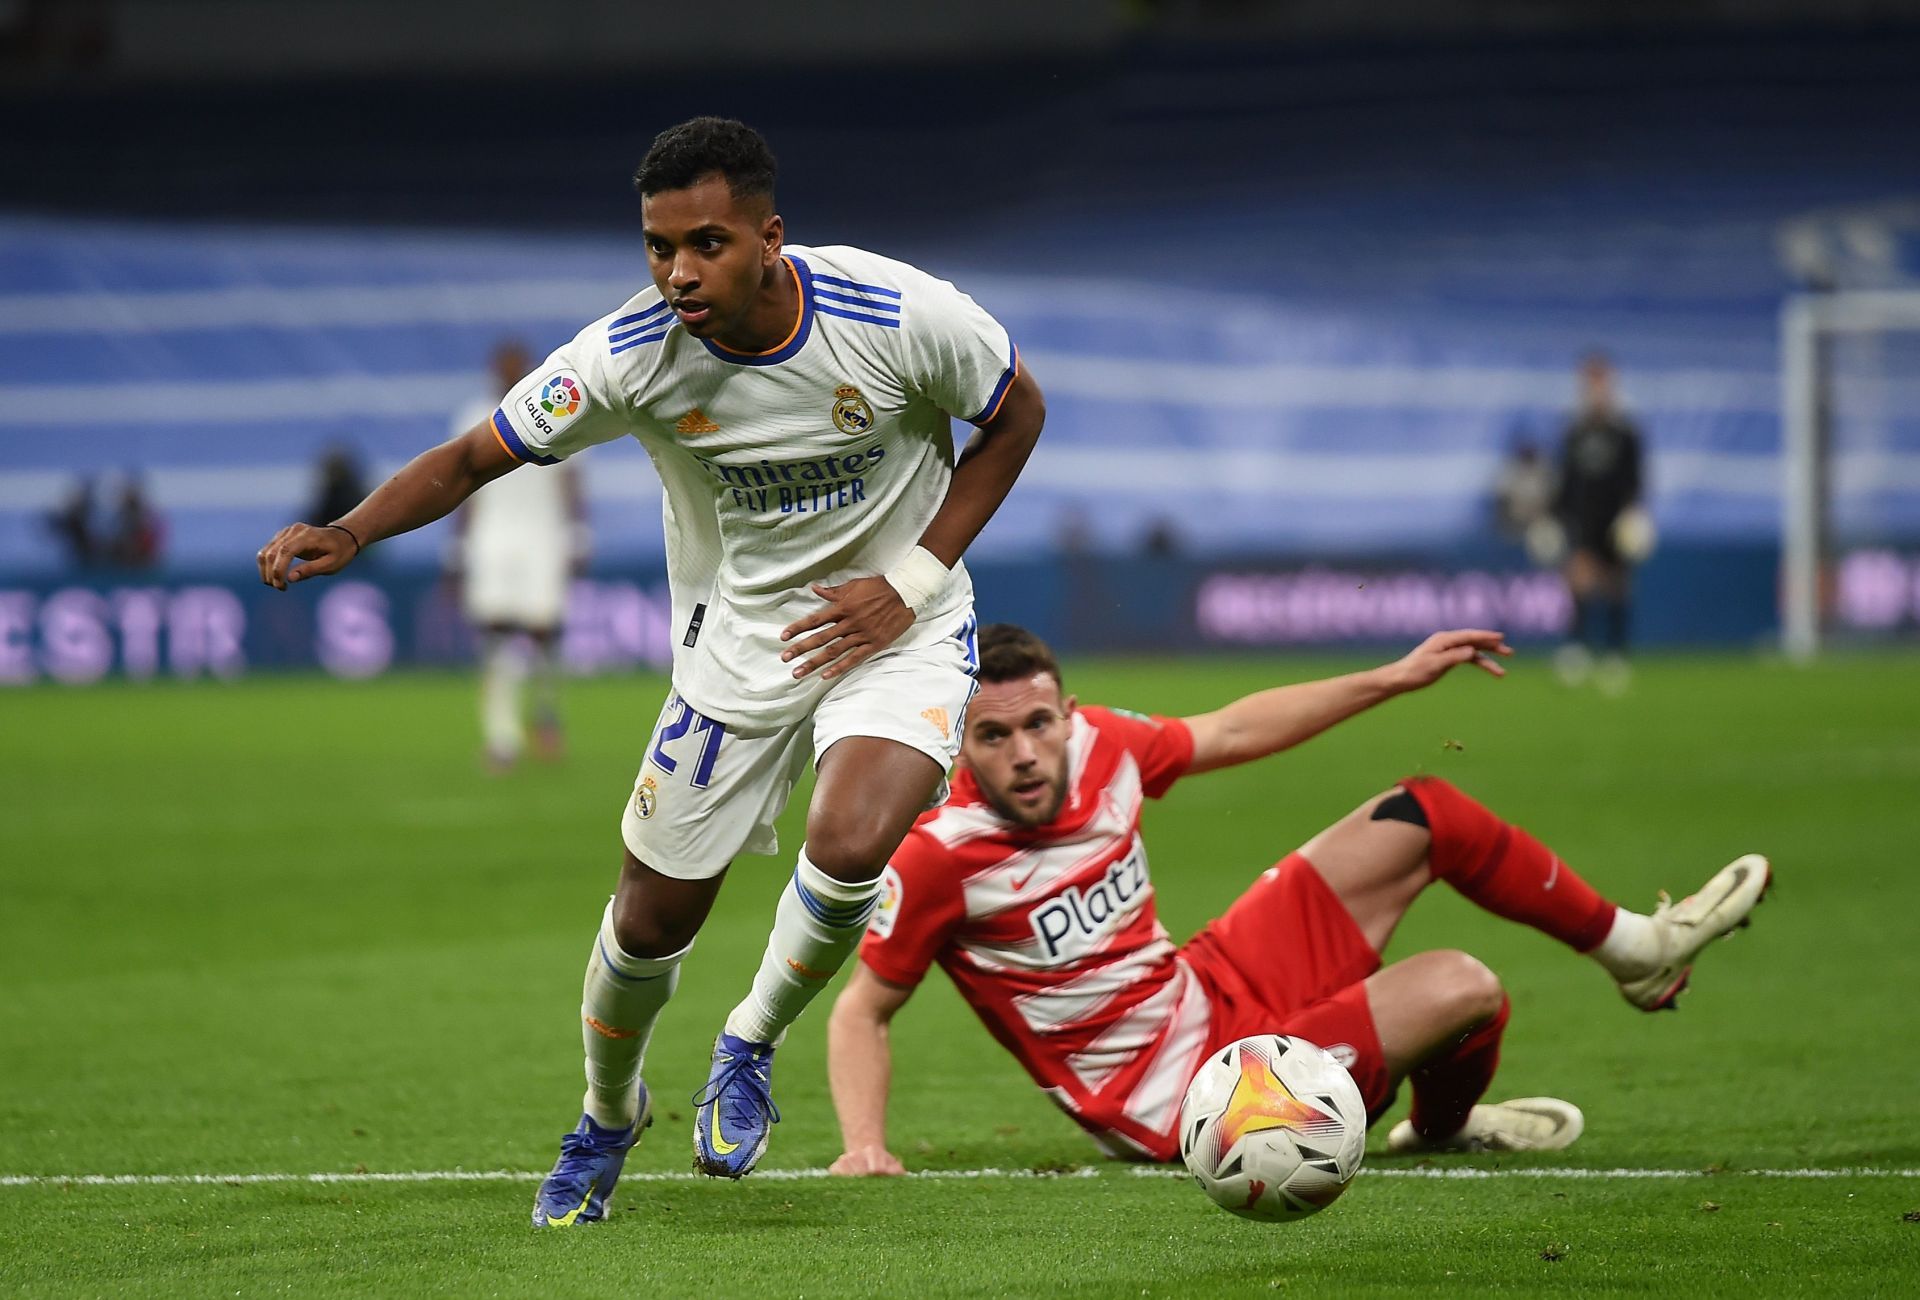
[1780,290,1920,659]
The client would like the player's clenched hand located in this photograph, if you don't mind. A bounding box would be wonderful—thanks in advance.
[780,576,916,682]
[1386,628,1512,692]
[828,1145,907,1176]
[256,523,358,590]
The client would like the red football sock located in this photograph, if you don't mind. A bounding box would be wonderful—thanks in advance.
[1410,996,1509,1140]
[1403,777,1616,953]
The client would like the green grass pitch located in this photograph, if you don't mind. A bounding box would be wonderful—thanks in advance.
[3,653,1918,1296]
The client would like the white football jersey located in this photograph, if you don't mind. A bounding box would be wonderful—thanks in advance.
[490,244,1017,727]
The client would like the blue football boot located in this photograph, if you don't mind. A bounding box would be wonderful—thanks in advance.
[692,1033,780,1178]
[530,1084,649,1228]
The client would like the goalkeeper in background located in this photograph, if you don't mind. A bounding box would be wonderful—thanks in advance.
[1550,351,1650,692]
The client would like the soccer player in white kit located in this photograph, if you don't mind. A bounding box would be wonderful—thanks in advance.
[448,340,587,770]
[254,118,1045,1224]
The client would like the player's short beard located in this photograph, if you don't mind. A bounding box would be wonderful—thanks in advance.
[983,757,1070,828]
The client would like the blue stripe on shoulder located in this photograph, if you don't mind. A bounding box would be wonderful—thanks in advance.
[810,272,903,301]
[812,285,902,314]
[609,301,671,332]
[610,321,668,345]
[610,326,673,355]
[815,303,901,330]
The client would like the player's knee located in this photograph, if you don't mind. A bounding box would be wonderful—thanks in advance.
[804,813,893,883]
[1428,949,1504,1026]
[803,835,887,884]
[608,895,699,959]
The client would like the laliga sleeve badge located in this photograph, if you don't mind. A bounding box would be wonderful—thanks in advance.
[632,775,658,820]
[537,371,583,422]
[832,384,875,436]
[521,369,587,443]
[868,866,903,938]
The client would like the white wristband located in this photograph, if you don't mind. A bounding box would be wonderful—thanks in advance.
[883,545,950,614]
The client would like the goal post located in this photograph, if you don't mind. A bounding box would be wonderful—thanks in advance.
[1779,289,1920,661]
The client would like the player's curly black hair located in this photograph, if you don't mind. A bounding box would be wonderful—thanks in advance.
[977,624,1064,687]
[633,117,777,205]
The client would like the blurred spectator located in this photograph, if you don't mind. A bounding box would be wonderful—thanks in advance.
[45,475,98,567]
[1551,353,1651,692]
[1055,505,1094,557]
[1492,428,1554,546]
[1140,515,1182,558]
[309,443,369,533]
[448,341,588,772]
[102,474,165,569]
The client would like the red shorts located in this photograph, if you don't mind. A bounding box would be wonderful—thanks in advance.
[1179,853,1393,1115]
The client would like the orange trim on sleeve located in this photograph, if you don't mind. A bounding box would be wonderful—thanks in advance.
[490,420,526,463]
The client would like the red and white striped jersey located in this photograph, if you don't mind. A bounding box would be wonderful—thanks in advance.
[860,705,1211,1158]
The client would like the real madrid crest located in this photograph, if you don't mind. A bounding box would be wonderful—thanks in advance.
[632,775,658,820]
[831,384,875,436]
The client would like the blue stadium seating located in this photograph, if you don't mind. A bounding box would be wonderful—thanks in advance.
[9,29,1920,574]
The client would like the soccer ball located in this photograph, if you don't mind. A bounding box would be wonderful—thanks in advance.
[1178,1034,1367,1222]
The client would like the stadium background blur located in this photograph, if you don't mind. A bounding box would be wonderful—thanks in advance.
[8,0,1920,677]
[7,5,1920,1295]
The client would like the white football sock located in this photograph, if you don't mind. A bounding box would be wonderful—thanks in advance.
[580,900,687,1131]
[1591,907,1661,979]
[723,848,880,1046]
[479,632,527,760]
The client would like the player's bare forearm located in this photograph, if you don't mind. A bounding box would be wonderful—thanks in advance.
[1183,629,1511,774]
[827,969,909,1174]
[339,425,519,548]
[918,366,1045,565]
[827,1000,895,1152]
[256,423,519,589]
[1183,670,1398,775]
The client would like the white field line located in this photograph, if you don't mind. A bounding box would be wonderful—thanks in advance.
[1133,1166,1920,1181]
[0,1168,1072,1188]
[2,1166,1915,1189]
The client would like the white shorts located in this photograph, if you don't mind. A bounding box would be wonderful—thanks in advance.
[463,549,568,629]
[620,616,979,879]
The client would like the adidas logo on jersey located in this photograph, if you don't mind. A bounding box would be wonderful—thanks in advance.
[676,408,720,435]
[1028,843,1150,960]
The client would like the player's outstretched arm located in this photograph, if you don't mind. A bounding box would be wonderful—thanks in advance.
[826,963,916,1176]
[1182,628,1512,775]
[781,367,1046,681]
[256,422,520,589]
